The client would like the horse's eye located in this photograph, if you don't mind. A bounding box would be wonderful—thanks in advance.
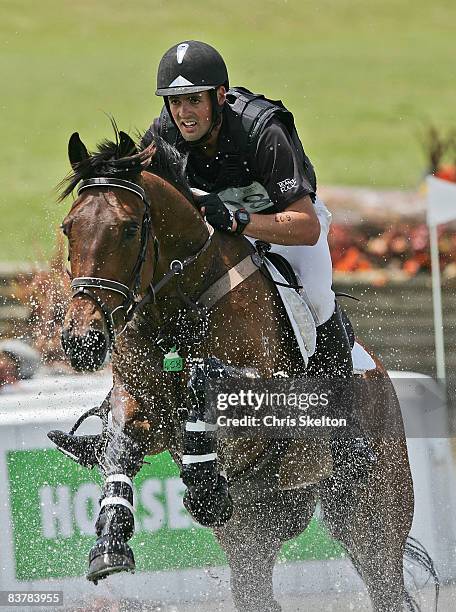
[60,223,69,236]
[124,223,139,238]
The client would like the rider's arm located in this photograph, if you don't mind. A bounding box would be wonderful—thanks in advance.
[238,119,320,245]
[236,196,320,246]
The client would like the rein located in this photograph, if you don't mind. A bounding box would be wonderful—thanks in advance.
[71,177,213,349]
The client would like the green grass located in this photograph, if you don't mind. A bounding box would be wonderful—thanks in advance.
[1,0,455,261]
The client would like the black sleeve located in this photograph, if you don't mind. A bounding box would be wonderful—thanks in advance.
[253,118,316,212]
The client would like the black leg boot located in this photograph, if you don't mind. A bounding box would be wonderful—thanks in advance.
[181,357,233,527]
[48,397,111,469]
[87,427,146,584]
[47,430,102,468]
[306,303,376,484]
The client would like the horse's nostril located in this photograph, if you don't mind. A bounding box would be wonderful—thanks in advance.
[61,328,109,372]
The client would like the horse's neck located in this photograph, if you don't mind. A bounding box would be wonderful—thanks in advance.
[141,172,224,309]
[140,172,250,316]
[143,171,208,259]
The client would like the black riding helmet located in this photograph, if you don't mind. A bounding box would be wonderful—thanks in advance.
[155,41,229,146]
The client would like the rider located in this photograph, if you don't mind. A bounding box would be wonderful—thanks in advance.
[143,40,376,483]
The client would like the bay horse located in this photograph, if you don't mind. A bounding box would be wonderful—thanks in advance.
[50,126,438,612]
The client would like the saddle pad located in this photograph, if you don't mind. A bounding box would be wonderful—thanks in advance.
[263,259,317,366]
[352,341,377,374]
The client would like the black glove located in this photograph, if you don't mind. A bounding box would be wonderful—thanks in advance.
[196,193,234,232]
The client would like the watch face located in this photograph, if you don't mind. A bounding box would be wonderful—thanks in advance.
[237,211,250,224]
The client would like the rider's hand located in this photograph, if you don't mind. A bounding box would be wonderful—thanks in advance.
[195,193,235,233]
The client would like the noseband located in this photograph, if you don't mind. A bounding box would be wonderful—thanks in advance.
[70,177,212,350]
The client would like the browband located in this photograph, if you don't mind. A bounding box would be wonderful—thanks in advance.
[78,178,147,203]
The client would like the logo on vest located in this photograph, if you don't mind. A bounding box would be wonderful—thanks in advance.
[278,178,297,193]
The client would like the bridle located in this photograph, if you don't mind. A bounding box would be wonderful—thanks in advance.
[70,177,212,350]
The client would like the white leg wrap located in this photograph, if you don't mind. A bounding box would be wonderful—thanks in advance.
[105,474,133,488]
[182,452,217,465]
[185,420,218,432]
[100,496,134,514]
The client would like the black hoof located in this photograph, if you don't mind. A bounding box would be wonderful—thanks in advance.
[47,430,101,469]
[183,476,233,527]
[87,535,135,584]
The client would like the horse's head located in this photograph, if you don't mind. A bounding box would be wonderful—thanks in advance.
[59,130,157,371]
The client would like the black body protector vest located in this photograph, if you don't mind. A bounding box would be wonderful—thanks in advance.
[156,87,317,213]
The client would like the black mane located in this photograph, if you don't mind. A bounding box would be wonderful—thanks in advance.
[142,132,192,199]
[58,121,191,202]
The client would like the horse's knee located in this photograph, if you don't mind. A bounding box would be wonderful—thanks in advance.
[108,387,155,448]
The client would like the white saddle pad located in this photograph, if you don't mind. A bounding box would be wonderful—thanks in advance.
[352,341,376,374]
[263,259,317,367]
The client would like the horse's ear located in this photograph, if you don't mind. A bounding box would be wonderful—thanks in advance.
[68,132,89,169]
[118,131,137,158]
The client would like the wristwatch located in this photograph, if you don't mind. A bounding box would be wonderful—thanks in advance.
[234,208,251,234]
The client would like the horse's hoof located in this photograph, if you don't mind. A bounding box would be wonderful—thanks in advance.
[86,535,135,584]
[47,430,101,469]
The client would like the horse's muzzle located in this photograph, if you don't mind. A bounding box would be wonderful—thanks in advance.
[61,328,108,372]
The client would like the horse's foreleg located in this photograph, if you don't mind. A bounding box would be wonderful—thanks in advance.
[180,357,233,527]
[87,386,148,584]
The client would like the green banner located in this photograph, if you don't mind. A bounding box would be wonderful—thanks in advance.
[7,450,343,581]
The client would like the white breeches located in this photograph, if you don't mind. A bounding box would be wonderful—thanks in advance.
[247,197,335,326]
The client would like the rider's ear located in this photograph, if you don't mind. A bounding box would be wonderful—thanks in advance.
[118,131,138,158]
[68,132,89,169]
[216,86,227,106]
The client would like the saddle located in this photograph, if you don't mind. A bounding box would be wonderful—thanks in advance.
[257,241,374,374]
[262,249,301,292]
[260,244,356,349]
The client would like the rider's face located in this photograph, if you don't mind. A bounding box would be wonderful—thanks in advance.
[168,91,212,141]
[168,88,226,142]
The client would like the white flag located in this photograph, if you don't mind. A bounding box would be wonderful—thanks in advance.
[426,175,456,227]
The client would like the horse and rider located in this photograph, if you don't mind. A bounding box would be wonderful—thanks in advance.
[54,38,375,479]
[146,40,377,478]
[48,41,437,611]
